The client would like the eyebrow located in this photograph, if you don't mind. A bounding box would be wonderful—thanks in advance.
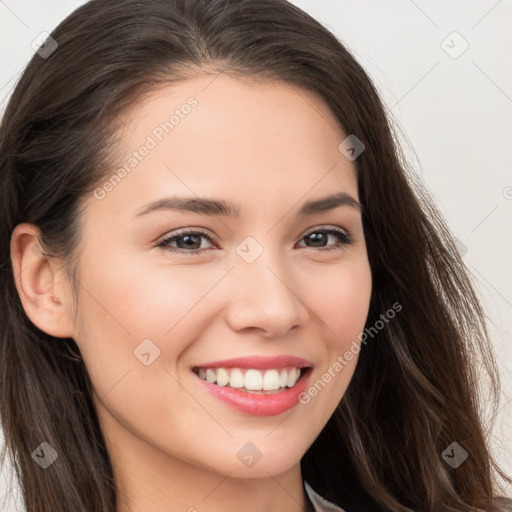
[131,192,363,220]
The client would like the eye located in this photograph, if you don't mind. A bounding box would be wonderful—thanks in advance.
[156,228,217,255]
[296,227,353,251]
[156,226,353,255]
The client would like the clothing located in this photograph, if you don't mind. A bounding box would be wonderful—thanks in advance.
[304,480,346,512]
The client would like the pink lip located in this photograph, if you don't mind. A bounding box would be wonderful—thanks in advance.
[192,355,314,416]
[195,367,313,416]
[193,355,313,370]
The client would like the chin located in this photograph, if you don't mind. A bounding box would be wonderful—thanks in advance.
[206,441,305,479]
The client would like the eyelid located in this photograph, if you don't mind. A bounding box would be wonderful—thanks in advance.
[302,225,349,237]
[156,227,218,247]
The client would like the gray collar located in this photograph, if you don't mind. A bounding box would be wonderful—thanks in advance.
[304,480,346,512]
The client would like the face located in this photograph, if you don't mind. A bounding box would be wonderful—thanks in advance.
[70,75,372,480]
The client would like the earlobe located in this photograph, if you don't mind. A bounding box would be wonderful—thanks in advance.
[10,223,75,339]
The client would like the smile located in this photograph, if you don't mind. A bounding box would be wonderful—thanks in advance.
[193,367,303,394]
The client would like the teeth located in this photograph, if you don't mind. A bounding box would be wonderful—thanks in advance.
[196,367,303,391]
[263,369,280,390]
[216,368,230,387]
[279,369,288,388]
[229,368,245,388]
[245,369,263,390]
[286,368,299,388]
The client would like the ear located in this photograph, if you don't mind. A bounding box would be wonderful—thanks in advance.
[10,223,76,339]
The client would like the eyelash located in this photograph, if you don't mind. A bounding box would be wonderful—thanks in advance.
[156,226,353,255]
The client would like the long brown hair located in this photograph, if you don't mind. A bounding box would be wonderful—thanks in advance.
[0,1,510,511]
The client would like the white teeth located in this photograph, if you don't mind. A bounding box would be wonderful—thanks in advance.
[216,368,230,387]
[263,369,280,391]
[196,367,303,391]
[279,369,288,388]
[229,368,245,388]
[244,369,263,390]
[286,368,299,388]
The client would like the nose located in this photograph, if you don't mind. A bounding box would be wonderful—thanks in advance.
[223,248,309,338]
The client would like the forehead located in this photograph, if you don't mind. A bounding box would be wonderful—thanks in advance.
[86,74,358,220]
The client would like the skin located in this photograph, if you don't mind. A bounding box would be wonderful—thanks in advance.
[11,74,372,512]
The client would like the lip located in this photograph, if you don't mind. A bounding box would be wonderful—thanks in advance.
[193,355,313,370]
[193,366,313,416]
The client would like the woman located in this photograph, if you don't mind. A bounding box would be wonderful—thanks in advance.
[0,1,510,511]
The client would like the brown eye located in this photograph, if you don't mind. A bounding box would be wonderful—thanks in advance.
[297,228,353,251]
[157,228,216,254]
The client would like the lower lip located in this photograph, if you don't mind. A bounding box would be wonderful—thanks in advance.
[195,368,312,416]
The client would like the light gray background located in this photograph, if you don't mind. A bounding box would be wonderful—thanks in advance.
[1,1,510,509]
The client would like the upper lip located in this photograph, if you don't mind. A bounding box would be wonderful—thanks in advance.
[193,355,313,370]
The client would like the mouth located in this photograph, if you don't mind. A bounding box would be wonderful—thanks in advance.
[192,366,307,395]
[191,355,313,416]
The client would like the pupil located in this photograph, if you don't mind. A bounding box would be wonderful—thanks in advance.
[178,234,200,249]
[308,233,326,247]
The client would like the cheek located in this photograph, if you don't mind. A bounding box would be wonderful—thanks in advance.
[300,258,371,405]
[73,259,204,449]
[73,254,232,395]
[77,251,228,341]
[307,258,372,346]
